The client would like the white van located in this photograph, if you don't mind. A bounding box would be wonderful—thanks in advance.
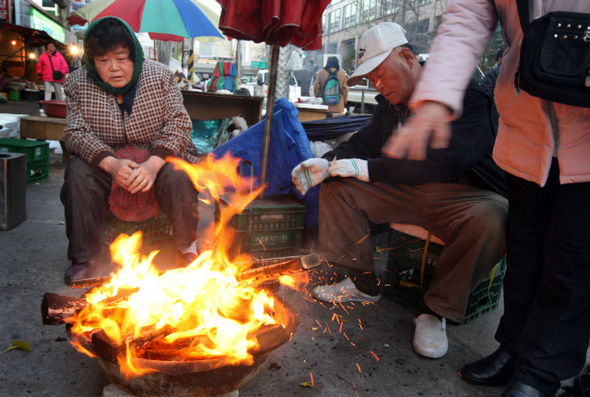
[255,70,301,102]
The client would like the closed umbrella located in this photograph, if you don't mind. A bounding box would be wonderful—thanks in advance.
[216,0,330,192]
[70,0,224,42]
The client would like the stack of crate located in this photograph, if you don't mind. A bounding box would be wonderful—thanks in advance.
[217,195,306,260]
[382,227,507,324]
[0,138,49,183]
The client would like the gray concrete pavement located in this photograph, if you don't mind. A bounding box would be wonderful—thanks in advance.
[0,99,581,397]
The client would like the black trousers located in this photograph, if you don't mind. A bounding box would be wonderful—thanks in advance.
[496,159,590,394]
[60,157,199,264]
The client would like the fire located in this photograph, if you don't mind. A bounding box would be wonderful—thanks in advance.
[68,153,293,378]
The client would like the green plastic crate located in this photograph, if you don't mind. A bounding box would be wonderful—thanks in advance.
[0,139,50,184]
[217,195,306,260]
[26,157,50,183]
[0,138,50,162]
[382,229,507,324]
[105,213,174,253]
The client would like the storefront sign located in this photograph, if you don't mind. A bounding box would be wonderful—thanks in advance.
[29,7,65,44]
[0,0,11,23]
[251,61,268,69]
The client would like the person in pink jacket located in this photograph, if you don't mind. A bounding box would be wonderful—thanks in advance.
[383,1,590,397]
[36,42,69,101]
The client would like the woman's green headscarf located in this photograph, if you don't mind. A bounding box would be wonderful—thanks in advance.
[82,17,144,113]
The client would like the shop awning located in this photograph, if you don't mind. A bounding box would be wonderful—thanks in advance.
[29,8,75,46]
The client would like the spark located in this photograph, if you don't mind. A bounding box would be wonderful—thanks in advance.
[256,238,267,251]
[358,319,363,330]
[370,351,380,361]
[344,333,350,340]
[355,233,370,245]
[375,78,381,88]
[352,380,359,397]
[325,321,332,335]
[339,320,343,333]
[310,372,315,386]
[356,363,362,373]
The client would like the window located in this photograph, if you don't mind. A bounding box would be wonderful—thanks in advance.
[330,9,341,32]
[361,0,381,20]
[323,14,328,33]
[343,4,358,29]
[383,0,400,15]
[410,0,431,7]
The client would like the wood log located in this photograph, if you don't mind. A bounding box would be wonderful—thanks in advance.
[70,254,321,288]
[41,293,88,325]
[41,287,139,325]
[91,324,175,362]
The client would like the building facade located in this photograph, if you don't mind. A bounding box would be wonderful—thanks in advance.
[318,0,448,75]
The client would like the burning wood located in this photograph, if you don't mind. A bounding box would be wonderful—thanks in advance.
[41,287,139,325]
[42,154,305,380]
[69,254,320,288]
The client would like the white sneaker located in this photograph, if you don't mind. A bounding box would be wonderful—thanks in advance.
[312,277,381,303]
[412,313,448,358]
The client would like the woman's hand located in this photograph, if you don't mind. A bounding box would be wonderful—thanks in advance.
[99,157,139,188]
[127,156,166,194]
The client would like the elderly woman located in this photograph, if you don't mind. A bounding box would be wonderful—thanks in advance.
[61,17,200,285]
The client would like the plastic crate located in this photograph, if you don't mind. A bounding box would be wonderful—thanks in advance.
[0,138,50,162]
[26,157,50,183]
[105,213,174,253]
[0,139,50,184]
[382,229,507,324]
[217,195,306,260]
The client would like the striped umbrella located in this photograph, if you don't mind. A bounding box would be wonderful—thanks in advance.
[70,0,224,42]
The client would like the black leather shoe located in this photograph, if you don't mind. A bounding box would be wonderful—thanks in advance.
[64,262,94,285]
[501,380,555,397]
[460,347,515,386]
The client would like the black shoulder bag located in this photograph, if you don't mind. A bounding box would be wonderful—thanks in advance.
[48,55,64,81]
[515,0,590,107]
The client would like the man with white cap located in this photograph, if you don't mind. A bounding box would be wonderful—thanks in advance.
[291,22,508,358]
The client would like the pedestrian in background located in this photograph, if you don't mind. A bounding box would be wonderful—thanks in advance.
[36,42,69,101]
[314,56,349,114]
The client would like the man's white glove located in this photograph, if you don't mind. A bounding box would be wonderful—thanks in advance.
[328,159,369,182]
[291,158,329,195]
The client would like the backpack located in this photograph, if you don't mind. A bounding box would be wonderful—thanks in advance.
[322,69,342,105]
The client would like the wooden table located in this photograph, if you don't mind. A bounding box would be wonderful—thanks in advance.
[294,103,330,122]
[182,91,264,127]
[19,92,266,164]
[19,116,69,162]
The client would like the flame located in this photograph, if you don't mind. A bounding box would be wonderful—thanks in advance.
[68,154,298,378]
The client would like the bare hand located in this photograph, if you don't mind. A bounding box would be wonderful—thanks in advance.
[99,157,139,189]
[382,102,453,160]
[127,156,165,194]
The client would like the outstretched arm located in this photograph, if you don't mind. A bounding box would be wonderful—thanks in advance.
[382,101,453,160]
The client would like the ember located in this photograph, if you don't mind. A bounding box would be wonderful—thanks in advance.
[45,154,306,390]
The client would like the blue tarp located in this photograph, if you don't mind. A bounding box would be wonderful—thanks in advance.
[213,98,313,199]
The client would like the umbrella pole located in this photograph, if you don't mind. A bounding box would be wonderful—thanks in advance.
[260,44,280,199]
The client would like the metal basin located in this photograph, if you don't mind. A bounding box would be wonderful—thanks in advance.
[68,298,298,397]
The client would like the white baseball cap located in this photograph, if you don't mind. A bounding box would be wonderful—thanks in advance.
[347,23,409,87]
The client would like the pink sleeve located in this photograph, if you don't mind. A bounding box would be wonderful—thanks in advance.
[410,0,498,116]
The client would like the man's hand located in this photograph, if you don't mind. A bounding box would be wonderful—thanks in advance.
[291,158,329,195]
[382,102,453,160]
[328,159,369,182]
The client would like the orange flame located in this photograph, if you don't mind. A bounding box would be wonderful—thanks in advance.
[68,154,300,378]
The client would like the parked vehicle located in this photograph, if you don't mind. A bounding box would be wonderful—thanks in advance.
[255,69,301,102]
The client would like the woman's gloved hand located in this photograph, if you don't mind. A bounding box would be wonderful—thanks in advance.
[328,159,369,182]
[291,158,330,195]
